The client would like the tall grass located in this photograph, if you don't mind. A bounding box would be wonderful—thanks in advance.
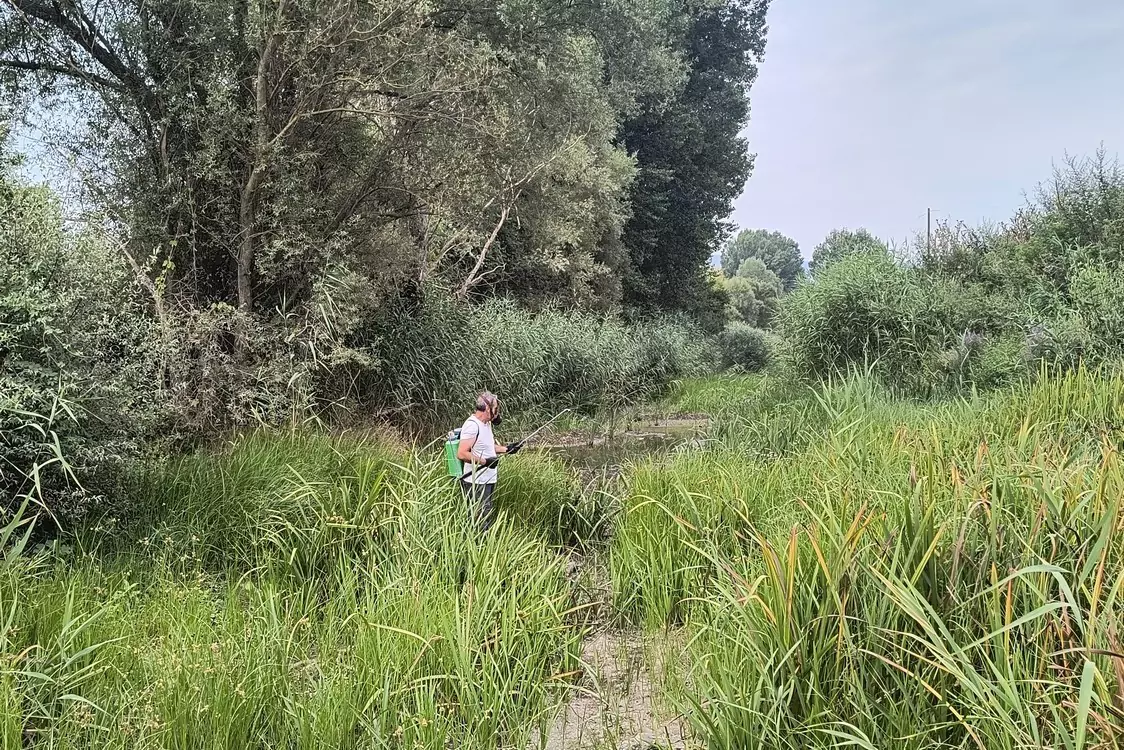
[369,297,713,436]
[613,367,1124,747]
[0,431,599,749]
[4,368,1124,748]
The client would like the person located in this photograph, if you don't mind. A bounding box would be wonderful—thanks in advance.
[456,391,523,532]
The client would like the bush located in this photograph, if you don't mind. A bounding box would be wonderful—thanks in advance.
[1024,315,1087,370]
[1027,149,1124,284]
[1068,264,1124,361]
[1,173,154,526]
[778,251,1043,395]
[779,253,949,393]
[717,324,774,372]
[964,333,1028,390]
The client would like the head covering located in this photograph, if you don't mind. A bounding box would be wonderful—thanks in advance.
[475,391,501,421]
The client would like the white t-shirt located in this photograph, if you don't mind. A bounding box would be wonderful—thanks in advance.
[459,415,497,484]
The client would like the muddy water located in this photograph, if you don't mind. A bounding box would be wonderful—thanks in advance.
[537,417,709,474]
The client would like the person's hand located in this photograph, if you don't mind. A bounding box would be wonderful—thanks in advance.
[506,441,524,455]
[483,455,500,469]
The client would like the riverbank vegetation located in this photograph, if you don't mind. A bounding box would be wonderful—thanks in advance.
[4,0,1124,746]
[2,365,1121,748]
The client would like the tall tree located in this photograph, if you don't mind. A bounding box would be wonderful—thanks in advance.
[619,0,770,321]
[810,228,889,276]
[724,256,782,327]
[1,0,491,312]
[0,0,680,317]
[721,228,802,288]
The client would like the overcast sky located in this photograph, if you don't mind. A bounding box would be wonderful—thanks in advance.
[730,0,1124,263]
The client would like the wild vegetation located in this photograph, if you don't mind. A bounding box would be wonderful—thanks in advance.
[619,369,1124,748]
[2,366,1122,748]
[4,0,1124,746]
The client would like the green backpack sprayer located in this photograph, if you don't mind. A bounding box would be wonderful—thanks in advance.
[444,409,570,479]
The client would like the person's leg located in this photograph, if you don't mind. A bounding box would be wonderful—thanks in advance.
[459,480,476,526]
[478,482,496,533]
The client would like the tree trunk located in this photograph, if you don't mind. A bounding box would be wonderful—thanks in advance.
[237,167,265,311]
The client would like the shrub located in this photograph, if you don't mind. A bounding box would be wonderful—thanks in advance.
[364,293,713,434]
[964,332,1028,390]
[1024,315,1087,370]
[717,324,774,372]
[1068,264,1124,361]
[1,173,154,526]
[778,251,1040,395]
[779,253,947,393]
[809,227,889,276]
[1027,149,1124,282]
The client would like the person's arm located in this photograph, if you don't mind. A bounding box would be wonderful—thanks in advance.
[457,435,480,464]
[495,441,507,454]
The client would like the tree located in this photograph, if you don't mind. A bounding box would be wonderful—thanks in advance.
[619,0,770,320]
[1,148,152,522]
[0,0,683,320]
[810,228,889,276]
[721,228,803,289]
[723,257,782,327]
[2,0,486,312]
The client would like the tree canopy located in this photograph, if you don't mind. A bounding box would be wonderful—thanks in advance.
[619,0,770,321]
[721,228,803,288]
[724,257,782,327]
[0,0,770,328]
[809,228,889,276]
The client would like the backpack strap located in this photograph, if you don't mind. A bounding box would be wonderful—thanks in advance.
[457,417,484,482]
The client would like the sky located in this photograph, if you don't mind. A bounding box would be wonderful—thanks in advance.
[729,0,1124,264]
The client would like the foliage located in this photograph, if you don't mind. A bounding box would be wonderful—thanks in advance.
[716,323,775,373]
[5,368,1124,747]
[364,294,713,435]
[0,162,154,525]
[721,228,803,289]
[722,257,783,327]
[0,431,585,749]
[497,452,609,549]
[616,369,1124,748]
[921,149,1124,306]
[1067,264,1124,361]
[809,227,889,276]
[0,0,767,470]
[0,0,771,347]
[620,0,770,320]
[1024,148,1124,286]
[778,242,1052,396]
[0,0,685,317]
[898,149,1124,394]
[779,252,944,392]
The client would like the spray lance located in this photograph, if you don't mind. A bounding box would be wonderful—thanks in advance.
[444,409,571,479]
[513,408,572,448]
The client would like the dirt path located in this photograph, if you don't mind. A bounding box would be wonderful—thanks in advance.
[532,630,692,750]
[528,415,704,750]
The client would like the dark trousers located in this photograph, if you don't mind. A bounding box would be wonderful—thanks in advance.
[459,480,496,533]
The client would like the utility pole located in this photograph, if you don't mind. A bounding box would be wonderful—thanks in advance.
[927,207,931,255]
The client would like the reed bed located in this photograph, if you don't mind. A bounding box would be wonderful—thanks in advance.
[614,366,1124,748]
[3,368,1124,747]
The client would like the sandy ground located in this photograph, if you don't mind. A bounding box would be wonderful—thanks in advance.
[526,420,703,750]
[531,631,692,750]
